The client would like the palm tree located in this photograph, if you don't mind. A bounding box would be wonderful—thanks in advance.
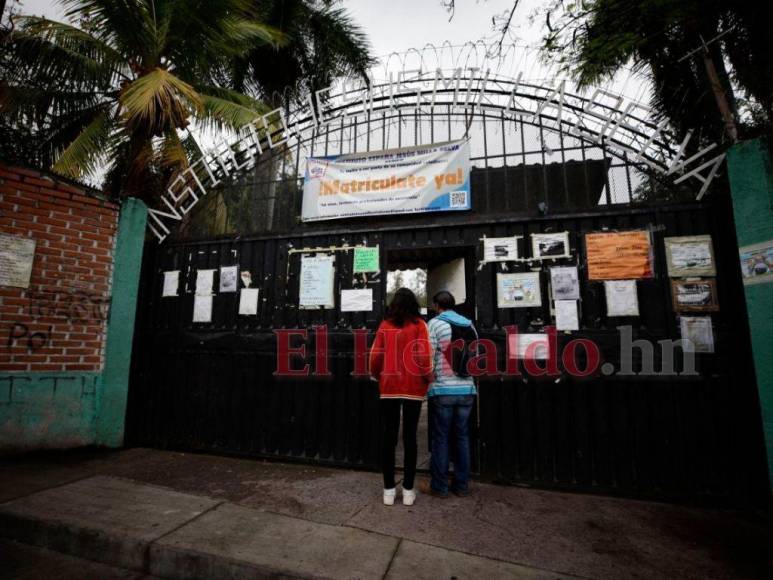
[230,0,376,110]
[187,0,376,237]
[0,0,284,200]
[540,0,772,145]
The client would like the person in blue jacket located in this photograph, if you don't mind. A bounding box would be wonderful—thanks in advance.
[427,290,478,497]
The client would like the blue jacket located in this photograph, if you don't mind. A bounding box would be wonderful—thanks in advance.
[427,310,478,397]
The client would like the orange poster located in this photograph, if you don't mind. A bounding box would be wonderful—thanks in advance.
[586,231,653,280]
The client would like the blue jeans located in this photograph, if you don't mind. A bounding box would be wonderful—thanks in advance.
[429,395,475,494]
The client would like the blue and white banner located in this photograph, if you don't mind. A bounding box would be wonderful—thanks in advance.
[302,139,471,222]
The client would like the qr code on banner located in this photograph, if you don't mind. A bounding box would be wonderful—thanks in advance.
[450,190,468,208]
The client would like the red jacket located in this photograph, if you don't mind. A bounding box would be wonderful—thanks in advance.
[369,318,433,400]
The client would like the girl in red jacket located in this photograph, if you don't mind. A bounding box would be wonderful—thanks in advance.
[369,288,433,506]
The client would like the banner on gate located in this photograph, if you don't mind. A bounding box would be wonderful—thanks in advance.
[302,139,471,221]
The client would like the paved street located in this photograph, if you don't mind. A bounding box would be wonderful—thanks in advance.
[1,448,771,579]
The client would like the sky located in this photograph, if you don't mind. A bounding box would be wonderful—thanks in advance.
[10,0,67,21]
[344,0,546,57]
[16,0,548,58]
[13,1,652,104]
[9,2,654,203]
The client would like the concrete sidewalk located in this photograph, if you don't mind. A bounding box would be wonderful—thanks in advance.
[1,449,771,579]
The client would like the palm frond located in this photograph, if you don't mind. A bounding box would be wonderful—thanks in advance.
[232,0,375,108]
[120,68,202,134]
[164,1,285,78]
[180,131,206,161]
[202,14,287,52]
[15,16,126,69]
[2,0,313,200]
[3,20,125,90]
[196,89,268,131]
[52,108,114,179]
[306,4,376,84]
[159,129,191,171]
[59,0,151,58]
[0,85,105,120]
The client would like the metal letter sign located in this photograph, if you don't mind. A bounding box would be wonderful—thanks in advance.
[146,43,727,243]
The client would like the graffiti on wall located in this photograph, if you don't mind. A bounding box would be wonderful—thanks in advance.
[0,374,98,404]
[6,323,52,351]
[3,290,111,353]
[26,290,111,322]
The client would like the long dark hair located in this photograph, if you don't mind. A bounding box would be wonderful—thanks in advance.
[386,288,421,327]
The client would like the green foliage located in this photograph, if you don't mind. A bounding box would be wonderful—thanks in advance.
[0,0,284,200]
[230,0,376,108]
[540,0,773,144]
[178,1,376,238]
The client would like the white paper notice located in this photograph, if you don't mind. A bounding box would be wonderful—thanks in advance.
[550,266,580,300]
[162,270,179,297]
[193,295,212,322]
[341,289,373,312]
[195,269,215,296]
[680,316,714,353]
[605,280,639,316]
[508,333,550,360]
[238,288,260,315]
[300,254,335,308]
[219,265,238,293]
[0,234,36,288]
[483,237,520,262]
[555,300,580,331]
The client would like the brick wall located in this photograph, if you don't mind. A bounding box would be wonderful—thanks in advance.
[0,164,119,372]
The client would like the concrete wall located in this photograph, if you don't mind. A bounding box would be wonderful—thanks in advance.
[0,164,147,452]
[727,138,773,491]
[97,199,147,447]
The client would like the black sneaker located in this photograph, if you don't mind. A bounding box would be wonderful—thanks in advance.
[451,487,471,497]
[428,487,449,499]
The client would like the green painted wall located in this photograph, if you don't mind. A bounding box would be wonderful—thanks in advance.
[0,373,101,452]
[0,198,146,453]
[727,138,773,491]
[97,198,147,446]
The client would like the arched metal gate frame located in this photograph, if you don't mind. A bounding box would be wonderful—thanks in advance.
[147,45,727,241]
[129,46,769,503]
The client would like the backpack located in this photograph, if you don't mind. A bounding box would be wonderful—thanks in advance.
[447,322,478,378]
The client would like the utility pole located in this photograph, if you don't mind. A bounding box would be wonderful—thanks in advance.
[702,51,738,143]
[678,29,739,143]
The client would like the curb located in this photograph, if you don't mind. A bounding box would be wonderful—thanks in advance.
[0,475,571,580]
[0,476,394,579]
[0,510,153,574]
[0,509,311,579]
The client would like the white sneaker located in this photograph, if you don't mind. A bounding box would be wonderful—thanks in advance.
[402,488,416,506]
[383,488,396,506]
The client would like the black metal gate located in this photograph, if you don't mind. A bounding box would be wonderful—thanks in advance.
[128,60,771,501]
[127,193,769,502]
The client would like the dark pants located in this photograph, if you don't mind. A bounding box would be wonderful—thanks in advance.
[380,398,422,490]
[429,395,475,494]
